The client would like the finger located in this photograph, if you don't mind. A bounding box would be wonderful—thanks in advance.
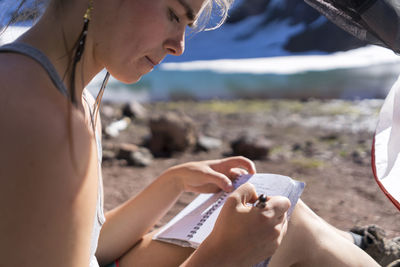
[226,156,257,174]
[282,213,288,235]
[231,182,258,207]
[229,167,248,179]
[277,213,288,244]
[215,156,257,175]
[264,196,291,217]
[190,183,223,193]
[203,169,234,192]
[273,210,287,227]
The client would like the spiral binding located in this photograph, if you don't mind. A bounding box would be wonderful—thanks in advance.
[185,176,248,239]
[186,192,229,239]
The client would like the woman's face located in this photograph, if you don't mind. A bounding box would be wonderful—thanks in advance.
[91,0,207,83]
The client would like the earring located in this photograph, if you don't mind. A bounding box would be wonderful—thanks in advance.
[75,0,93,62]
[70,0,94,105]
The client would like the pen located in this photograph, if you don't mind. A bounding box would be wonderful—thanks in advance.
[254,194,267,209]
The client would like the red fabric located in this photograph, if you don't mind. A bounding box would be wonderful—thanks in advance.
[371,136,400,211]
[115,260,120,267]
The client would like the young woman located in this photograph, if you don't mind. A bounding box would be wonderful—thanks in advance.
[0,0,380,266]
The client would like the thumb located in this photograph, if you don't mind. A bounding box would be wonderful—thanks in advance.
[232,182,259,207]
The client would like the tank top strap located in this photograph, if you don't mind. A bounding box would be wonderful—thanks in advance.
[0,42,69,98]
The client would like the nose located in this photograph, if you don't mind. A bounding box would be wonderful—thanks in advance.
[164,29,185,56]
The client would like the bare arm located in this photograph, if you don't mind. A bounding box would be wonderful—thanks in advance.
[0,96,98,266]
[96,157,256,265]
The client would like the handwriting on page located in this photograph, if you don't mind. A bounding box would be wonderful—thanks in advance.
[251,177,292,196]
[235,174,293,197]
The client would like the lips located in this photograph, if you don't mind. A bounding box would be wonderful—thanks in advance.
[145,56,162,67]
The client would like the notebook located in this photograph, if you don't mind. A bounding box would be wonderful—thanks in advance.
[153,173,305,251]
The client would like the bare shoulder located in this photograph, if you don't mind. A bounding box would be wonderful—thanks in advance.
[0,52,93,176]
[0,54,98,265]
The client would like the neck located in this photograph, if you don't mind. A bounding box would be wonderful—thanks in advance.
[18,1,103,102]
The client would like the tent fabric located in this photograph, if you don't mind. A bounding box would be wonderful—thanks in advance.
[304,0,400,54]
[372,76,400,210]
[305,0,400,210]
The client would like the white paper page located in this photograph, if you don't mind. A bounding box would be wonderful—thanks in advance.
[246,174,304,216]
[155,173,305,249]
[155,192,227,245]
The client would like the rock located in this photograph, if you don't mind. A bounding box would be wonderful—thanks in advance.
[352,150,366,165]
[116,143,153,167]
[101,105,118,119]
[292,143,302,151]
[320,133,339,141]
[129,147,153,167]
[291,141,314,157]
[116,143,139,159]
[227,0,268,24]
[149,112,197,157]
[304,141,314,157]
[284,21,367,53]
[227,0,366,53]
[102,149,116,162]
[196,135,222,151]
[231,135,272,160]
[104,117,131,138]
[122,101,147,120]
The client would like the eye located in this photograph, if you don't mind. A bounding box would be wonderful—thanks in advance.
[168,8,180,23]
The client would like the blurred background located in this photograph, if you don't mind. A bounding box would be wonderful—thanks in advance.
[94,0,400,102]
[1,0,400,102]
[2,0,400,244]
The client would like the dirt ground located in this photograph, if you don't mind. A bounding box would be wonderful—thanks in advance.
[101,99,400,238]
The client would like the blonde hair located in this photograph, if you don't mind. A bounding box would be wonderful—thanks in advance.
[2,0,234,32]
[195,0,235,31]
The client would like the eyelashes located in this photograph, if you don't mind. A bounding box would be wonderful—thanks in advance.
[168,8,180,23]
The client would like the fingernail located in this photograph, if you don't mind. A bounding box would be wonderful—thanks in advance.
[226,181,233,192]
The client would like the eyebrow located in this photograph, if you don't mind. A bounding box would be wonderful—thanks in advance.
[177,0,195,21]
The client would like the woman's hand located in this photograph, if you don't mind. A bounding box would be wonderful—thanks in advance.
[189,182,290,266]
[164,156,256,194]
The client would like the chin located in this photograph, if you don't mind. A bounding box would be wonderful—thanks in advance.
[121,76,142,84]
[112,71,143,85]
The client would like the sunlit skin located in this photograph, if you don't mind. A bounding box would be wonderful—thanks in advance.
[0,0,382,266]
[89,0,201,84]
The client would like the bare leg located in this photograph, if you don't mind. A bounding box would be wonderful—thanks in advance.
[119,200,379,267]
[269,200,379,267]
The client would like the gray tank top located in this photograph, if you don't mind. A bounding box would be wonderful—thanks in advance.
[0,42,106,267]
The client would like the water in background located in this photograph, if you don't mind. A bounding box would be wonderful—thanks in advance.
[88,46,400,103]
